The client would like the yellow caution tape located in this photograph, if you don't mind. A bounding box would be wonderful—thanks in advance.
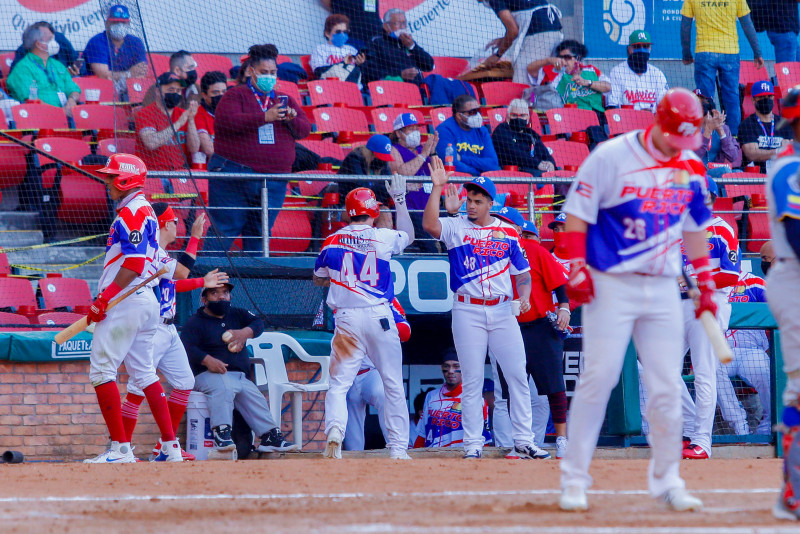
[9,252,104,273]
[0,233,106,254]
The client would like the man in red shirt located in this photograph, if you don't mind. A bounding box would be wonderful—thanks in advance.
[134,72,199,171]
[495,207,571,459]
[195,70,227,163]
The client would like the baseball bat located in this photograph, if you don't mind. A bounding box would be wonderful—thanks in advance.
[54,267,168,345]
[682,271,733,364]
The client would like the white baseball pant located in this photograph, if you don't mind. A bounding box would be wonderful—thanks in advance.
[491,351,548,448]
[452,299,533,451]
[681,293,732,456]
[89,289,159,390]
[561,271,686,498]
[767,259,800,407]
[324,304,408,451]
[717,334,771,433]
[126,322,195,396]
[638,362,701,438]
[343,368,387,451]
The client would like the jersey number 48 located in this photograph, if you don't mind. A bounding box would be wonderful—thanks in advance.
[340,251,379,287]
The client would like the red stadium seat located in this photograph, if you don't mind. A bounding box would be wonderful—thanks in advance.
[713,197,738,240]
[98,137,136,157]
[0,277,38,311]
[739,61,770,86]
[39,277,93,312]
[312,107,369,133]
[72,104,129,131]
[270,208,312,254]
[299,140,347,160]
[431,57,469,78]
[126,77,155,104]
[545,108,599,135]
[430,106,453,128]
[0,253,9,276]
[276,55,293,65]
[12,103,68,130]
[193,53,234,80]
[480,82,528,107]
[73,76,116,103]
[537,212,555,244]
[720,173,767,199]
[368,81,423,107]
[747,210,770,252]
[775,62,800,88]
[307,80,364,107]
[37,311,83,329]
[0,311,31,330]
[605,108,654,136]
[34,137,92,188]
[482,170,534,204]
[371,107,425,133]
[300,55,315,79]
[0,52,14,79]
[544,140,590,169]
[148,54,171,76]
[0,143,28,188]
[276,80,304,106]
[57,171,109,224]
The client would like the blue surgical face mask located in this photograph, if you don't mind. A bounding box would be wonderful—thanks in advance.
[255,74,277,93]
[331,32,349,48]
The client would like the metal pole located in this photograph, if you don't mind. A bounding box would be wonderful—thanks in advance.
[527,183,535,224]
[261,182,270,258]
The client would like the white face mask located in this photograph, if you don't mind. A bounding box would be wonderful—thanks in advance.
[396,28,411,37]
[466,114,483,129]
[403,130,421,148]
[108,23,129,40]
[45,38,60,57]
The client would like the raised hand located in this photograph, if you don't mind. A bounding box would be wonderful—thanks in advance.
[443,183,465,214]
[428,155,452,188]
[190,212,206,239]
[385,173,407,204]
[203,268,229,289]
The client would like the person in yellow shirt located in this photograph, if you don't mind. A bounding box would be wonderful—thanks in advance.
[680,0,763,137]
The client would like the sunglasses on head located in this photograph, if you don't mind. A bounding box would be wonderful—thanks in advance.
[460,108,481,116]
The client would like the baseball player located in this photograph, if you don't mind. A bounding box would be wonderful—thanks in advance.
[680,177,741,459]
[558,88,714,512]
[422,156,548,460]
[765,86,800,521]
[120,204,229,461]
[343,299,410,451]
[84,154,183,463]
[314,175,414,460]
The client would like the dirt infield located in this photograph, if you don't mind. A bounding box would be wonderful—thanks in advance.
[0,457,792,533]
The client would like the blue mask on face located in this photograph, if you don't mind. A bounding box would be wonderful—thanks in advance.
[331,32,348,48]
[255,74,277,93]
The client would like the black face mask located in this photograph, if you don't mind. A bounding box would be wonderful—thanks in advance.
[627,50,650,75]
[761,261,771,276]
[206,94,223,113]
[508,118,528,131]
[702,101,715,116]
[755,98,774,115]
[206,299,231,316]
[369,157,386,173]
[184,69,198,87]
[163,92,182,109]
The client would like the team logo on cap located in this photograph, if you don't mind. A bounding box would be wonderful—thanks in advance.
[119,162,140,173]
[677,122,698,137]
[475,177,486,184]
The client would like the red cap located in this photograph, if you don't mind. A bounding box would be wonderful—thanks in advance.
[156,205,177,229]
[655,88,704,151]
[345,187,380,219]
[97,153,147,191]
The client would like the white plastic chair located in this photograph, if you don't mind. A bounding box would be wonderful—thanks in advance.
[246,332,330,450]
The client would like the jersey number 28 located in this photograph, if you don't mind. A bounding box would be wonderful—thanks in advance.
[340,251,379,287]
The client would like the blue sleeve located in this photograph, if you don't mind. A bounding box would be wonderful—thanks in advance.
[509,239,530,274]
[436,122,454,162]
[785,218,800,261]
[772,161,800,221]
[752,286,767,302]
[684,181,712,231]
[712,236,741,273]
[475,128,500,172]
[83,34,109,66]
[130,37,147,65]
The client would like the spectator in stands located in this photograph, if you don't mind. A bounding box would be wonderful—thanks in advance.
[526,39,611,119]
[338,134,394,228]
[142,51,199,106]
[181,281,297,455]
[310,14,365,84]
[210,44,311,253]
[693,88,742,175]
[760,240,775,276]
[388,112,439,252]
[413,350,492,448]
[681,0,763,136]
[361,8,434,86]
[491,98,555,175]
[134,72,199,171]
[320,0,383,50]
[436,94,500,176]
[749,0,799,64]
[83,4,148,96]
[479,0,564,85]
[195,71,227,162]
[738,81,793,173]
[10,21,79,75]
[607,30,669,113]
[6,22,81,115]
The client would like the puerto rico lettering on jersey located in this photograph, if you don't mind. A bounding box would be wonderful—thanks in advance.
[728,272,766,303]
[414,384,491,448]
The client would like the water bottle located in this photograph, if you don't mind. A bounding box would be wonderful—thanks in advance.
[547,311,570,340]
[28,80,38,101]
[445,143,454,169]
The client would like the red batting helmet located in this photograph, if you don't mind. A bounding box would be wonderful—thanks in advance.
[345,187,380,219]
[655,88,704,151]
[97,153,147,191]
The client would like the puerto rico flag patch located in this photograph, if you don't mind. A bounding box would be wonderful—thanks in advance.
[575,181,593,198]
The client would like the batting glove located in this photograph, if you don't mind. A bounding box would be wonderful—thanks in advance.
[557,231,594,305]
[691,257,718,319]
[385,173,407,205]
[87,295,109,325]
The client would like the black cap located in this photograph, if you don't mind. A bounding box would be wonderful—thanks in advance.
[201,280,234,297]
[156,72,181,86]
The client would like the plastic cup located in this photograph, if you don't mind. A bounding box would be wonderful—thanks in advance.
[510,300,521,316]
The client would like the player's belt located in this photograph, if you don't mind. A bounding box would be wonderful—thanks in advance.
[356,368,371,376]
[456,294,508,306]
[161,317,175,325]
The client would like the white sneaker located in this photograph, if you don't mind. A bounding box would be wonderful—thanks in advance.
[157,439,184,462]
[556,436,568,459]
[559,485,588,511]
[661,487,703,511]
[389,448,412,460]
[323,427,343,459]
[84,441,136,464]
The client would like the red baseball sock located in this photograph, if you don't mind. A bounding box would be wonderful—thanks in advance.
[121,394,144,443]
[94,381,126,443]
[143,382,176,442]
[167,389,192,435]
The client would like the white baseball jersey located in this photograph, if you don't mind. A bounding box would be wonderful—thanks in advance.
[98,192,159,292]
[726,272,769,351]
[314,224,409,309]
[682,216,740,295]
[153,247,179,319]
[564,130,713,277]
[767,145,800,261]
[309,43,360,70]
[414,384,491,448]
[606,62,669,112]
[437,216,530,299]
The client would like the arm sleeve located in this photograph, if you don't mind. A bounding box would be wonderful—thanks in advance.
[719,127,743,167]
[785,216,800,261]
[359,40,386,82]
[508,237,530,275]
[437,216,456,245]
[540,248,570,291]
[553,284,568,304]
[181,320,209,367]
[82,35,108,66]
[682,179,713,232]
[214,89,267,134]
[131,38,148,65]
[382,228,410,255]
[474,128,500,172]
[680,16,694,58]
[656,72,670,104]
[563,150,604,224]
[606,69,622,107]
[771,160,800,222]
[60,64,81,96]
[411,44,435,72]
[314,247,330,278]
[238,308,265,338]
[5,63,28,102]
[285,95,312,140]
[739,14,762,57]
[435,123,453,163]
[310,45,328,70]
[695,136,710,162]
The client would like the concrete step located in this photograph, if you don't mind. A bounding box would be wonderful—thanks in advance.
[0,211,39,231]
[0,230,44,249]
[6,246,104,266]
[13,264,103,294]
